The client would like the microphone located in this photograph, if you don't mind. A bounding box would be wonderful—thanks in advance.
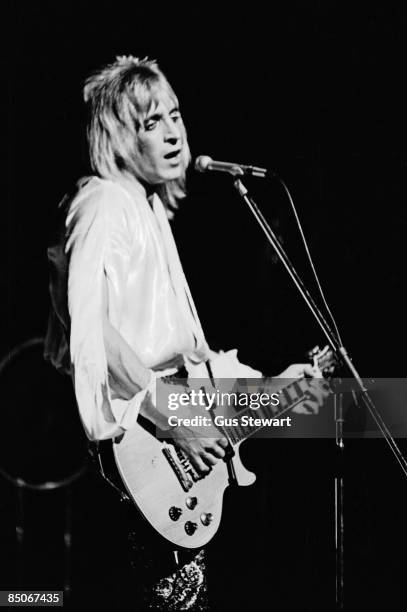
[195,155,268,178]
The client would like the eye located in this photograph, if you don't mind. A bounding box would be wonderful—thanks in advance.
[144,119,158,132]
[170,111,182,123]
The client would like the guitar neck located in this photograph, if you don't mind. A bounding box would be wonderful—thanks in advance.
[221,378,313,446]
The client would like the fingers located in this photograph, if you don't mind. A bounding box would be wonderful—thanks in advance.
[308,379,331,400]
[302,400,319,414]
[292,403,313,414]
[191,455,211,473]
[301,378,332,414]
[178,435,228,475]
[218,437,229,448]
[302,363,323,378]
[278,362,324,379]
[189,445,223,473]
[276,360,330,381]
[205,441,226,459]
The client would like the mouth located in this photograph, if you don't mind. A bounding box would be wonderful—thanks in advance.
[164,149,181,160]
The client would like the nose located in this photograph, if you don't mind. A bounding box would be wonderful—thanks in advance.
[164,117,181,143]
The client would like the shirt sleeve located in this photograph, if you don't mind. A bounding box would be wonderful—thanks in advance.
[185,348,262,383]
[66,179,150,440]
[208,349,263,379]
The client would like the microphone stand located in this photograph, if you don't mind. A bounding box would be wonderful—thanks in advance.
[334,390,344,608]
[232,176,407,611]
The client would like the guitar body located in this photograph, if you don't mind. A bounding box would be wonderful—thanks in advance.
[112,419,255,549]
[99,346,334,549]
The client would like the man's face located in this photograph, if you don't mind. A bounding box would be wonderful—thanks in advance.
[137,94,185,184]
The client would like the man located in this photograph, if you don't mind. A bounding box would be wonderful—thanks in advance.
[45,55,326,610]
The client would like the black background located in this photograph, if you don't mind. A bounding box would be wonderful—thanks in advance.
[2,2,407,610]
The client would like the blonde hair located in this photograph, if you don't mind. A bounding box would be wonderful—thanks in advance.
[84,55,190,213]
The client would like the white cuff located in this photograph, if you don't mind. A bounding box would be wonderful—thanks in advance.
[110,370,157,431]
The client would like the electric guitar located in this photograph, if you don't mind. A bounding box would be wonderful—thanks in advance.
[98,346,335,549]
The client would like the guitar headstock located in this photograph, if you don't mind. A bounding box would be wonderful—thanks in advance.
[307,345,337,376]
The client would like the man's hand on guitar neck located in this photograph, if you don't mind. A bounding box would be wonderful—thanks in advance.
[272,362,331,415]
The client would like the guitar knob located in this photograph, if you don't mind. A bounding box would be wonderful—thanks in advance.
[186,496,198,509]
[200,512,213,526]
[184,521,198,536]
[169,506,183,521]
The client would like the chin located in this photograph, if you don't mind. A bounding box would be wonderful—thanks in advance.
[147,167,183,184]
[164,169,183,181]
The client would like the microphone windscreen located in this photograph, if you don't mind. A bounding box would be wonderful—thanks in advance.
[194,155,212,172]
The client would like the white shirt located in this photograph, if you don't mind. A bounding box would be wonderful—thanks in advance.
[46,174,261,440]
